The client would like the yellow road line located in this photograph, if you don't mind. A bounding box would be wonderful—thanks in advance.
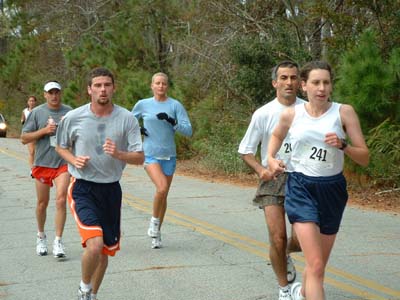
[124,194,400,300]
[0,148,27,161]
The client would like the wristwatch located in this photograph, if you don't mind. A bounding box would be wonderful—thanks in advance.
[339,139,348,150]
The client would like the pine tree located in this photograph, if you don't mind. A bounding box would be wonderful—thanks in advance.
[334,29,393,132]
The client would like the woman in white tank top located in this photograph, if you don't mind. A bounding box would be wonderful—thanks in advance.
[267,61,369,300]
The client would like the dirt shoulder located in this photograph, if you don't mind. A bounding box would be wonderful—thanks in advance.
[176,160,400,215]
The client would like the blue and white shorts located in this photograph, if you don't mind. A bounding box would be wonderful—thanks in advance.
[144,155,177,176]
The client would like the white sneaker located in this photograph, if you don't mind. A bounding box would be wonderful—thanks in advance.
[278,287,292,300]
[36,235,48,256]
[287,255,296,283]
[53,239,66,258]
[151,233,162,249]
[290,282,305,300]
[78,287,91,300]
[147,220,159,238]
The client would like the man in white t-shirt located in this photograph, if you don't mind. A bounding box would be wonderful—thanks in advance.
[238,61,305,300]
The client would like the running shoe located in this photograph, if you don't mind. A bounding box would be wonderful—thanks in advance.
[147,220,159,238]
[78,287,91,300]
[151,232,162,249]
[287,255,296,283]
[36,235,48,256]
[278,286,292,300]
[53,239,66,258]
[290,282,305,300]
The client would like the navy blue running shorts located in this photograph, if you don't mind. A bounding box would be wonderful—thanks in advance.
[285,172,348,235]
[68,178,122,256]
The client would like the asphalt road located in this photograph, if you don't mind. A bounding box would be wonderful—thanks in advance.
[0,138,399,300]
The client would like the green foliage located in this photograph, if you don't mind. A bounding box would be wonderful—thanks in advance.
[0,37,40,90]
[202,141,250,175]
[63,0,188,109]
[174,134,193,160]
[189,94,250,174]
[228,36,275,107]
[62,81,85,108]
[387,47,400,124]
[116,69,152,109]
[190,96,220,152]
[366,119,400,187]
[335,30,396,131]
[0,99,5,112]
[335,29,400,187]
[1,0,400,186]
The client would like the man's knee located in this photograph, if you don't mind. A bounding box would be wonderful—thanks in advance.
[269,230,287,251]
[55,193,67,205]
[36,197,50,211]
[55,198,67,210]
[86,238,104,255]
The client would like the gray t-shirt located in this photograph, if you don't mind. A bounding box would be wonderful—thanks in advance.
[22,103,72,168]
[56,103,143,183]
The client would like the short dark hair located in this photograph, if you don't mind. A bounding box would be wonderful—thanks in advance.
[87,67,115,86]
[300,61,333,82]
[271,61,299,80]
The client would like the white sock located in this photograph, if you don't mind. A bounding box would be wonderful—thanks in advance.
[55,236,62,241]
[37,232,46,239]
[151,216,160,224]
[91,293,97,299]
[80,280,92,292]
[279,284,290,291]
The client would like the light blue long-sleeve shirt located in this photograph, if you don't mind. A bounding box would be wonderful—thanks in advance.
[132,97,192,158]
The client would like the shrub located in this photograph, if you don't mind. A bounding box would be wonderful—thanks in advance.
[365,119,400,187]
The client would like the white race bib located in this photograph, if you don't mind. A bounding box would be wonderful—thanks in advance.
[49,136,56,147]
[276,142,292,165]
[295,142,336,170]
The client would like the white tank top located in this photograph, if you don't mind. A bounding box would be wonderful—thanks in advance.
[23,108,31,119]
[287,102,345,176]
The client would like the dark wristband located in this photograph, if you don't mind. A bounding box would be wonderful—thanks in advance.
[339,139,348,150]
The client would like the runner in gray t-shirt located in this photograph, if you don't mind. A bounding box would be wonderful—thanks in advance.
[55,67,144,300]
[23,102,71,168]
[57,103,143,182]
[21,81,72,259]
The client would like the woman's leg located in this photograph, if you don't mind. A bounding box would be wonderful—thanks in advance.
[145,163,173,228]
[320,233,337,268]
[294,222,330,300]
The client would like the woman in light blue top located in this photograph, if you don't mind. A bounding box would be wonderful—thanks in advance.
[132,72,192,249]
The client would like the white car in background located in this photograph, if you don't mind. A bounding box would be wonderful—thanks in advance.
[0,113,7,137]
